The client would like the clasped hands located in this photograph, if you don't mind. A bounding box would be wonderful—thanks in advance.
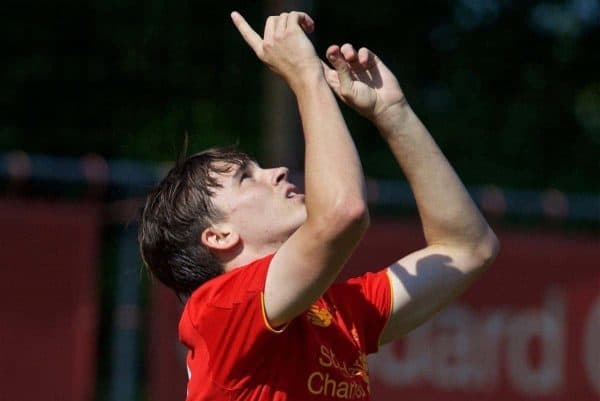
[231,11,407,124]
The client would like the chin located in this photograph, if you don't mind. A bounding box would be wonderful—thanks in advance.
[285,220,305,238]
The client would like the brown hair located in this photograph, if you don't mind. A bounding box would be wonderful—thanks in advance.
[138,147,252,298]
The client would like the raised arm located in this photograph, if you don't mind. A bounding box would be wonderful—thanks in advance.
[231,12,369,328]
[322,44,499,342]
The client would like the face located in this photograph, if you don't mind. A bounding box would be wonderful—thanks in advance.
[210,161,307,250]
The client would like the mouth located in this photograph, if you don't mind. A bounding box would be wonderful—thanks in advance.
[285,185,303,199]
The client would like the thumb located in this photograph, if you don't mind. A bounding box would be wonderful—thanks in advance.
[321,60,346,103]
[326,46,353,96]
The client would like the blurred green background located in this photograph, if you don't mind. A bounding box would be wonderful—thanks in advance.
[3,0,598,190]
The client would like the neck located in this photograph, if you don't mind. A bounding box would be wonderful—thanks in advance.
[221,241,283,272]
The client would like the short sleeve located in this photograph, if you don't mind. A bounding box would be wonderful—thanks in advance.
[328,269,392,354]
[180,253,281,389]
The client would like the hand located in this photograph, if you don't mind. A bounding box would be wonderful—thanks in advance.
[322,44,407,123]
[231,11,322,89]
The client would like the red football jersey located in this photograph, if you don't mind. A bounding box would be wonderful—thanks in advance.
[179,253,392,400]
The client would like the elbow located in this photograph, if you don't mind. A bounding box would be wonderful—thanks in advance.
[312,197,370,239]
[350,198,371,232]
[334,197,370,234]
[473,228,500,271]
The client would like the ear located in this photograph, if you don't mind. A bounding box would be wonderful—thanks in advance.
[200,224,240,251]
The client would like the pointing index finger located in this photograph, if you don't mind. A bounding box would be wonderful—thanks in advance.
[231,11,263,56]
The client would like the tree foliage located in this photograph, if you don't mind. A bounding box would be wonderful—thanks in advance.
[2,0,598,190]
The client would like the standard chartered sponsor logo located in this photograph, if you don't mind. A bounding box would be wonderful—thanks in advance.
[307,345,369,399]
[307,372,367,399]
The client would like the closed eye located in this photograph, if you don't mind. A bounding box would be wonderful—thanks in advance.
[237,161,255,185]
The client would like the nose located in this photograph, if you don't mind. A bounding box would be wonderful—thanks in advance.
[271,167,289,186]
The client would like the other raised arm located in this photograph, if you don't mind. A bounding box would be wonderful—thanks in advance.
[323,44,500,342]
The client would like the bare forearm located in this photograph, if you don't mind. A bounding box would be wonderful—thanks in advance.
[293,75,367,222]
[376,104,490,247]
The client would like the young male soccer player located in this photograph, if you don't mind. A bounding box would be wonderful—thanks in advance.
[139,11,499,401]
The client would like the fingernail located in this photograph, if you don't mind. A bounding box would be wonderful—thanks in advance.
[328,54,336,61]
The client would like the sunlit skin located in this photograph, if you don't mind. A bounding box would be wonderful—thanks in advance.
[203,161,307,271]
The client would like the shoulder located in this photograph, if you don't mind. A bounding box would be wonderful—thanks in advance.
[326,269,392,325]
[187,253,275,311]
[179,253,281,348]
[328,269,393,354]
[330,269,391,297]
